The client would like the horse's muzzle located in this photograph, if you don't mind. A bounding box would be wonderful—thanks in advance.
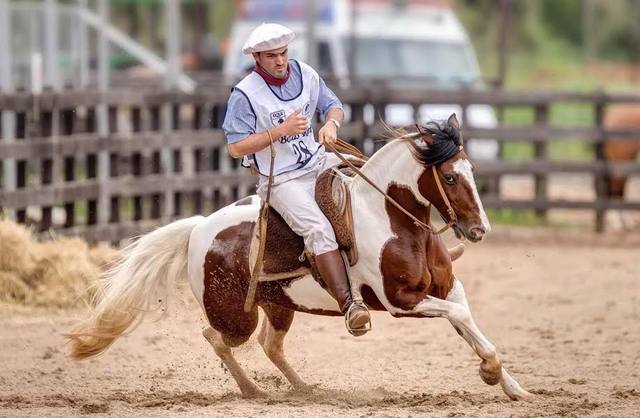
[454,223,485,242]
[467,226,486,242]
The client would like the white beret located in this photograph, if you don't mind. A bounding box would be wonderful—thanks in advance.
[242,23,295,55]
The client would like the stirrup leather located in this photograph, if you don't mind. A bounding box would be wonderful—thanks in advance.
[345,302,372,336]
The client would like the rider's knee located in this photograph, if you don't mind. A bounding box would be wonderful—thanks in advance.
[306,229,338,255]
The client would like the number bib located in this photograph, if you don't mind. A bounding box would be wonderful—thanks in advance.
[234,60,321,176]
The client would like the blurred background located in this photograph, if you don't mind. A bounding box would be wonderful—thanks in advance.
[2,4,639,412]
[5,0,640,91]
[1,0,640,242]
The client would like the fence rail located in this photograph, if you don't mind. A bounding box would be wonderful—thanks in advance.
[1,86,639,241]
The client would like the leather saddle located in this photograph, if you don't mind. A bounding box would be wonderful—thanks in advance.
[249,160,364,281]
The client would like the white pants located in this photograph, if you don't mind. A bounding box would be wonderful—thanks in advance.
[256,152,341,255]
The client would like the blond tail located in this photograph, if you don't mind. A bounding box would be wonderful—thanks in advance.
[65,216,203,359]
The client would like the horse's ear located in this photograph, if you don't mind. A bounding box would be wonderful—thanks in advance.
[415,123,434,145]
[447,113,460,129]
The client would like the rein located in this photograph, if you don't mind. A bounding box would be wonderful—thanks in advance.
[324,139,456,235]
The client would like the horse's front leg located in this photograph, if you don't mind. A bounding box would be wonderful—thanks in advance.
[399,278,532,401]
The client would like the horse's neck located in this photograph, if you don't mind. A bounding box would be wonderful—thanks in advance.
[352,140,430,207]
[348,140,433,300]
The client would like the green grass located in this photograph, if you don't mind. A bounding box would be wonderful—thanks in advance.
[501,139,594,162]
[499,102,597,162]
[485,208,577,230]
[485,208,545,227]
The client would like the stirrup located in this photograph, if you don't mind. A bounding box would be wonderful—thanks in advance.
[345,302,372,336]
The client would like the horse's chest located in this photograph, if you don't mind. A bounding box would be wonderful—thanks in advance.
[378,235,430,309]
[374,230,454,310]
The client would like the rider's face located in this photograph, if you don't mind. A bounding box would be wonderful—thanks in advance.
[253,46,289,78]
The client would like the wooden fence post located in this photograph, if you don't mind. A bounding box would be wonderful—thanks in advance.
[108,105,119,224]
[130,106,141,221]
[191,103,204,214]
[593,95,607,233]
[62,102,75,228]
[15,103,27,228]
[534,103,549,220]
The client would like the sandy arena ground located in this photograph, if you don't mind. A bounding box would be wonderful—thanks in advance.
[1,228,639,417]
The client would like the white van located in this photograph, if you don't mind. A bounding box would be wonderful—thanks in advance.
[223,0,498,160]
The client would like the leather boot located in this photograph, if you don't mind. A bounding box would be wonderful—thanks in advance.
[315,250,371,335]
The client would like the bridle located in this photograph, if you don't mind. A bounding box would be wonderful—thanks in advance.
[428,163,459,230]
[324,136,460,235]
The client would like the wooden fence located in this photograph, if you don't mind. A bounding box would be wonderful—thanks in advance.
[1,86,639,242]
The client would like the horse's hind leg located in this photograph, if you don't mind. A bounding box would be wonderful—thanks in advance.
[443,278,532,400]
[258,304,310,391]
[202,327,266,398]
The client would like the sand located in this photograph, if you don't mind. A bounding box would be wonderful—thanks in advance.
[0,228,639,417]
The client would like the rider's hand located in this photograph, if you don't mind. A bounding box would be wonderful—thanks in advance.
[318,120,337,145]
[275,109,308,138]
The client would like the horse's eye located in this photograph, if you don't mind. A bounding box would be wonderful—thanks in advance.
[443,174,456,185]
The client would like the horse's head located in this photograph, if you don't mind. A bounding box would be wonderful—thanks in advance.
[409,114,491,242]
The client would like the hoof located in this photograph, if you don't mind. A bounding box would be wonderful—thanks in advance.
[448,243,465,261]
[500,367,534,401]
[479,359,502,386]
[507,388,534,401]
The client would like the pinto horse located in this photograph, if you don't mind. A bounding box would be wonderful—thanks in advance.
[67,115,531,401]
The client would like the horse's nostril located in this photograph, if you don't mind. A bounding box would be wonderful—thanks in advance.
[469,227,485,239]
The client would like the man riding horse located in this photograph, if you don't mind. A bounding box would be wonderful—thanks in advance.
[67,58,531,400]
[221,23,371,335]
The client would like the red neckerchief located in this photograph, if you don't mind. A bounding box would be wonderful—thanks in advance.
[254,62,290,86]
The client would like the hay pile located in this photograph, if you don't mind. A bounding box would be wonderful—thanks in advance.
[0,220,118,308]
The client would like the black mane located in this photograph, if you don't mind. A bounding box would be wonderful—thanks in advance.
[410,119,463,167]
